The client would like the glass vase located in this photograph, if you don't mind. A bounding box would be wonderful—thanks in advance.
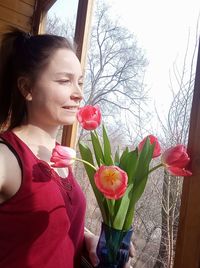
[96,222,133,268]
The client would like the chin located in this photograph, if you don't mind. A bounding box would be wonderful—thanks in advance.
[59,119,76,126]
[56,114,77,126]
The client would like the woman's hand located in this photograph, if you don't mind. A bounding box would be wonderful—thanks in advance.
[123,241,135,268]
[84,228,136,267]
[84,228,100,267]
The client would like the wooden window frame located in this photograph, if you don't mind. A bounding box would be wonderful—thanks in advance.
[174,39,200,268]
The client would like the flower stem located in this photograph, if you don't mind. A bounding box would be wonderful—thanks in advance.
[149,163,163,174]
[74,158,97,171]
[106,199,114,226]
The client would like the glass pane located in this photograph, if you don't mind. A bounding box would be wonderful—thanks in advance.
[45,0,78,39]
[42,0,199,266]
[76,1,199,267]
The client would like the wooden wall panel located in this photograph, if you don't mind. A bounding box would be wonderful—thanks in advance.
[0,0,35,32]
[0,0,34,16]
[21,0,35,5]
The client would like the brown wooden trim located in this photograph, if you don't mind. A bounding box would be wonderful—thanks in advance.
[0,5,31,30]
[61,0,94,148]
[74,0,91,61]
[31,0,42,34]
[174,39,200,268]
[0,0,34,17]
[32,0,57,34]
[21,0,35,6]
[0,19,30,32]
[39,0,57,12]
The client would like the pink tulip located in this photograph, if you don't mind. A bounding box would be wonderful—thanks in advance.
[138,135,161,158]
[94,165,128,200]
[161,145,192,176]
[77,105,102,130]
[50,145,76,167]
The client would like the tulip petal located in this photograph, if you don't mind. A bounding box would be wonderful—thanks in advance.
[138,135,161,158]
[162,144,192,176]
[77,105,102,131]
[166,166,192,177]
[82,120,99,131]
[94,166,128,200]
[162,145,190,167]
[50,145,76,167]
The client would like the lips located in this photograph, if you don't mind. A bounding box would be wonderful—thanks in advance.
[62,106,78,110]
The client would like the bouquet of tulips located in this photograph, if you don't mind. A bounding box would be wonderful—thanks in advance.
[51,105,192,268]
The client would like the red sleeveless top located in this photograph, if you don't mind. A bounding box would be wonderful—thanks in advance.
[0,131,86,268]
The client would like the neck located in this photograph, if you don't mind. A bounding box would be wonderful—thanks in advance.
[12,124,61,163]
[13,123,59,147]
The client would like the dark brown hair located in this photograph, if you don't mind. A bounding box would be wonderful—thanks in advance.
[0,27,75,130]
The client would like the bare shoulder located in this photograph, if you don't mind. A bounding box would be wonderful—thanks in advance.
[0,139,22,202]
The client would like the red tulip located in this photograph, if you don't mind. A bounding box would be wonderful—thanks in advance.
[77,105,102,130]
[50,145,76,167]
[161,145,192,176]
[138,135,161,158]
[94,165,128,200]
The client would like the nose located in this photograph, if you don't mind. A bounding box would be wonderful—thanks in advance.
[70,84,83,102]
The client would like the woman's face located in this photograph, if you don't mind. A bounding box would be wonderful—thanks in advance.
[26,48,83,127]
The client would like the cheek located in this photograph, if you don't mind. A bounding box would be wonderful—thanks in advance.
[31,81,70,107]
[53,90,68,102]
[51,87,71,105]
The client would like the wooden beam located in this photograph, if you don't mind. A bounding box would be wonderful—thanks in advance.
[61,0,94,148]
[39,0,57,12]
[174,39,200,268]
[0,5,31,31]
[32,0,57,34]
[0,0,34,17]
[31,0,43,34]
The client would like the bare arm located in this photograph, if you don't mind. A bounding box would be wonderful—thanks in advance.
[0,142,22,203]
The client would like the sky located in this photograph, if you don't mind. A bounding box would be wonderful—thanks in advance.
[109,0,200,115]
[48,0,200,122]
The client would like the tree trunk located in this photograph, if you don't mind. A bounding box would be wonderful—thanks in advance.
[154,172,181,268]
[154,172,169,267]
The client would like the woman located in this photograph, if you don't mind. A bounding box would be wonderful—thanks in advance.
[0,28,133,268]
[0,29,100,268]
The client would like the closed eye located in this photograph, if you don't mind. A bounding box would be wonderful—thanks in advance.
[78,81,84,86]
[57,80,70,84]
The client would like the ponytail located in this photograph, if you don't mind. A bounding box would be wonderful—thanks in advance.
[0,27,30,130]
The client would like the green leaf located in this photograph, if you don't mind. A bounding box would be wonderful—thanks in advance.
[112,149,139,230]
[133,138,154,197]
[119,149,138,184]
[78,142,95,179]
[110,149,138,229]
[90,131,104,167]
[106,199,115,226]
[112,184,133,230]
[120,147,129,163]
[102,125,114,165]
[122,138,155,229]
[79,142,109,224]
[114,147,120,164]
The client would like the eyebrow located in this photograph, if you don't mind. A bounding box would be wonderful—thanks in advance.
[55,72,83,79]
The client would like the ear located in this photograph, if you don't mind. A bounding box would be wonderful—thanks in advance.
[17,76,32,101]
